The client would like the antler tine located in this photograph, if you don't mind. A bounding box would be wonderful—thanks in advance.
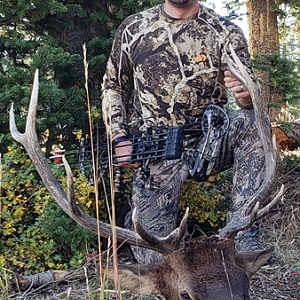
[256,184,284,219]
[227,45,261,104]
[227,45,279,213]
[25,70,39,135]
[220,184,284,239]
[63,155,84,216]
[133,207,189,255]
[220,202,260,239]
[10,70,40,144]
[10,104,25,143]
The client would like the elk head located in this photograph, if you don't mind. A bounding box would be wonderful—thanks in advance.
[111,236,274,300]
[9,44,283,300]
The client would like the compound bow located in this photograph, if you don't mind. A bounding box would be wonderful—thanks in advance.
[53,104,230,187]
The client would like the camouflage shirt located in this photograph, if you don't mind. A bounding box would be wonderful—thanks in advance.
[102,4,256,137]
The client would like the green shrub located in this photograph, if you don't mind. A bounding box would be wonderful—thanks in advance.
[180,171,233,235]
[0,143,104,273]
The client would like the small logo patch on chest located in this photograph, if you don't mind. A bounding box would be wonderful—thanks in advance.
[194,53,207,62]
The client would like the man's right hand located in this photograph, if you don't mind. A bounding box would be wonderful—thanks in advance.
[112,133,141,169]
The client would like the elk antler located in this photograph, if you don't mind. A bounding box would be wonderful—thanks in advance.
[132,207,189,254]
[219,45,284,238]
[220,185,284,239]
[9,69,186,255]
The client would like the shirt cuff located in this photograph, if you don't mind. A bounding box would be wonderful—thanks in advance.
[235,97,253,109]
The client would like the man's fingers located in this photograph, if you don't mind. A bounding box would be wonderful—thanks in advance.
[232,85,246,93]
[118,161,141,169]
[113,140,141,169]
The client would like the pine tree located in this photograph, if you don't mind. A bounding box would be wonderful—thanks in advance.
[0,0,163,154]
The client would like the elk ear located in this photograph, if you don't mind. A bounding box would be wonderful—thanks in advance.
[108,264,160,295]
[235,246,274,278]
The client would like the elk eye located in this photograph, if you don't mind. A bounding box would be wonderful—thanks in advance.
[181,292,192,300]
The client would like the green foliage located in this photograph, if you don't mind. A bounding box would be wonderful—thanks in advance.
[223,0,246,20]
[281,151,300,168]
[1,143,52,272]
[180,172,232,234]
[291,261,300,281]
[253,53,300,117]
[0,143,102,273]
[38,199,97,269]
[0,40,87,154]
[0,263,14,300]
[276,0,300,19]
[0,0,67,25]
[150,0,165,5]
[0,0,168,154]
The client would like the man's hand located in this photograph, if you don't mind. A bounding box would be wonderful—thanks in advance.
[224,70,252,107]
[112,133,141,169]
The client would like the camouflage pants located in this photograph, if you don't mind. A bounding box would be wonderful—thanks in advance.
[125,109,270,263]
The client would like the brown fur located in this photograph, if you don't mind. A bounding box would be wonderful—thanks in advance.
[112,236,273,300]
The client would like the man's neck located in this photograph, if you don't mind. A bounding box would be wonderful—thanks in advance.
[164,0,199,19]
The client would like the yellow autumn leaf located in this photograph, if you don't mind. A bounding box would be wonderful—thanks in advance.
[47,262,55,268]
[4,219,14,229]
[86,200,92,208]
[17,261,25,268]
[0,255,6,265]
[14,206,25,216]
[34,204,41,212]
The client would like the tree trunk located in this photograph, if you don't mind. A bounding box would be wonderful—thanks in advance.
[246,0,280,122]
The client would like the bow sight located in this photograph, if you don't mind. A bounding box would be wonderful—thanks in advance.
[63,105,230,187]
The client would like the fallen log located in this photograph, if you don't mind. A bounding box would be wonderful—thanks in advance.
[17,261,97,291]
[18,270,69,290]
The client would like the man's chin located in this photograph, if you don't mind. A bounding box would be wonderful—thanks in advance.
[169,0,191,6]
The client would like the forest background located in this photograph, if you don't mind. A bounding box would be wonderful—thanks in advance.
[1,0,300,299]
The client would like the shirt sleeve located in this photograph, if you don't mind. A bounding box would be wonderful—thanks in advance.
[102,22,132,138]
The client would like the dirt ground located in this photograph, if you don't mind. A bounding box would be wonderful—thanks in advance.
[249,152,300,300]
[4,152,300,300]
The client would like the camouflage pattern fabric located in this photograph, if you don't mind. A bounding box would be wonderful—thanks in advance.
[125,109,270,263]
[125,159,189,263]
[102,2,265,263]
[102,4,258,137]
